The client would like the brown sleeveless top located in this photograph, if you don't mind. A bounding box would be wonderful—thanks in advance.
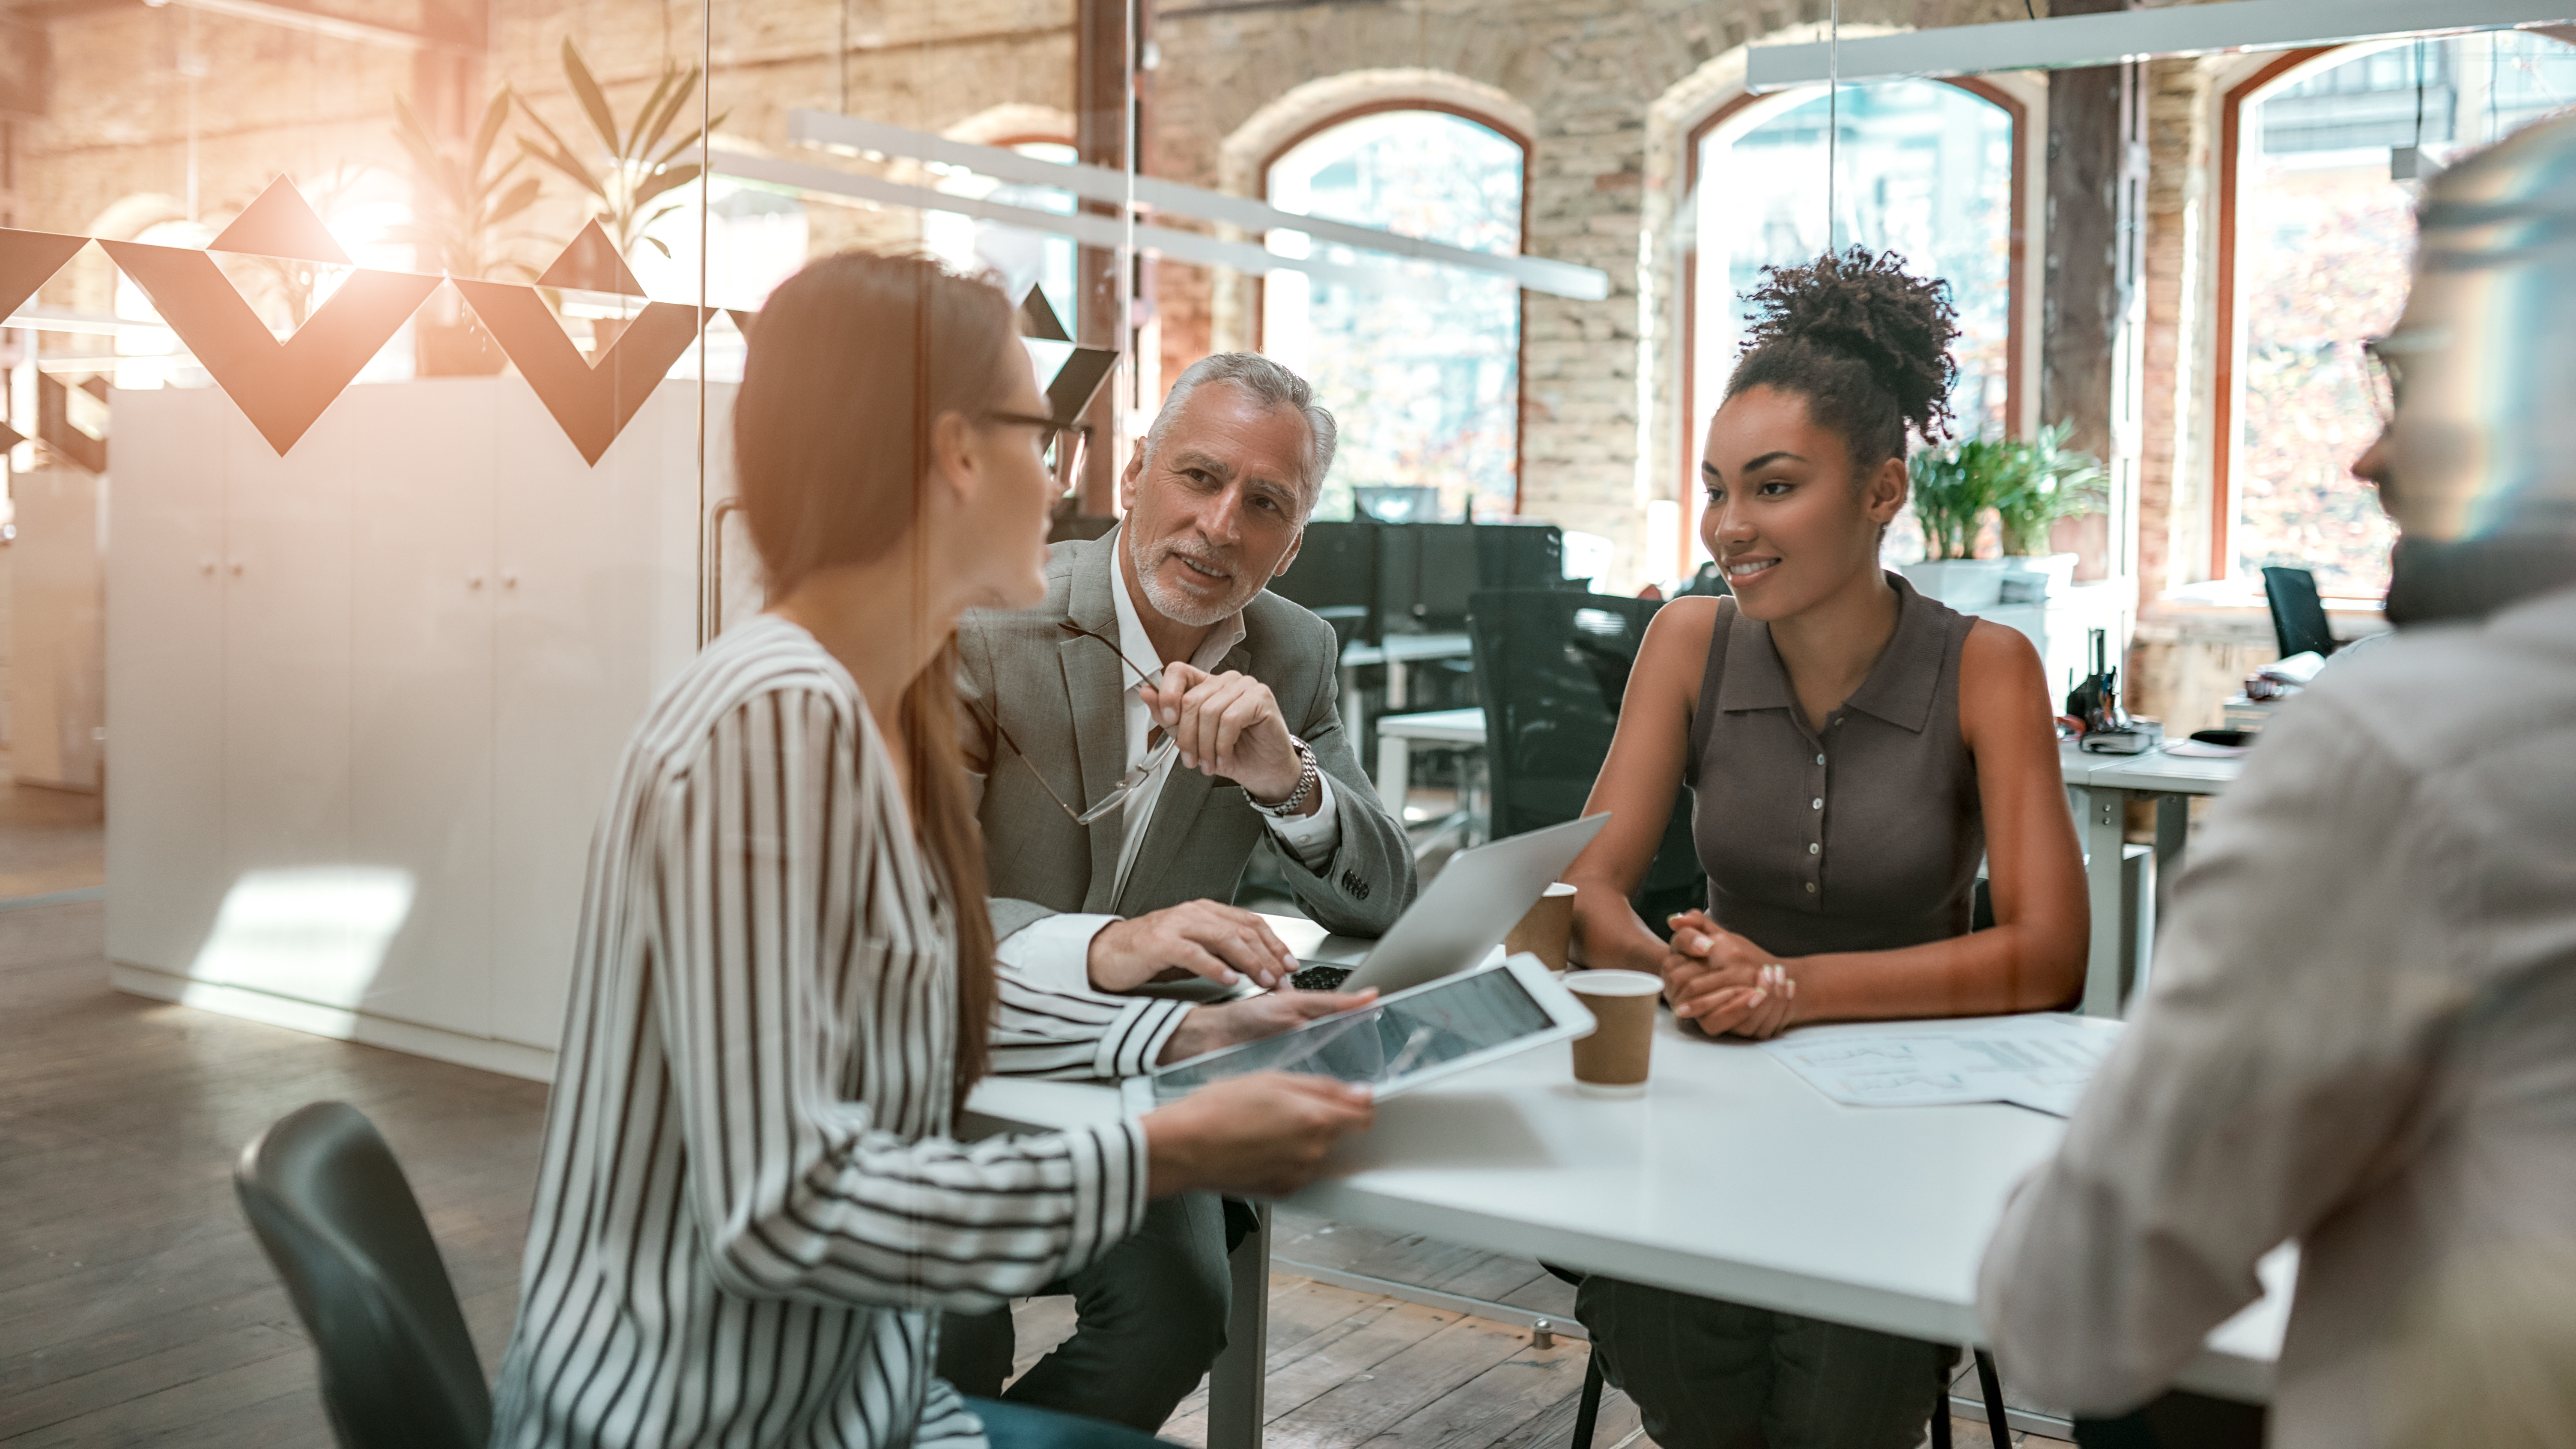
[1685,572,1983,957]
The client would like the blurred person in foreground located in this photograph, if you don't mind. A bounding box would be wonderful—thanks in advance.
[1978,119,2576,1449]
[936,352,1415,1431]
[486,254,1373,1449]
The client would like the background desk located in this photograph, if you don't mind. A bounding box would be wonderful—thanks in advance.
[2060,745,2246,1015]
[966,914,2289,1449]
[1336,634,1474,748]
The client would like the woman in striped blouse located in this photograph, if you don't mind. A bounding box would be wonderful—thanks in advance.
[487,253,1376,1449]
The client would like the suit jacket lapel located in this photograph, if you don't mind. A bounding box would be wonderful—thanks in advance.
[1115,634,1254,915]
[1066,540,1129,914]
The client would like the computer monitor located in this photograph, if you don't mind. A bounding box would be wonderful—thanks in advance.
[1269,519,1380,643]
[1475,522,1565,592]
[1354,486,1443,524]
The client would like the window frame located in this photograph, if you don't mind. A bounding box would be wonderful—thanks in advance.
[1677,78,2030,575]
[1254,99,1534,516]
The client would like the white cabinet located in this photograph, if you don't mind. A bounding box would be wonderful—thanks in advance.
[107,378,727,1077]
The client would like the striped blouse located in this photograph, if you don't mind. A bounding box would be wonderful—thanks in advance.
[489,615,1151,1449]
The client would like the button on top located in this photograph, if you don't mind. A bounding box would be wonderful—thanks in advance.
[1808,842,1820,855]
[1815,753,1826,765]
[1804,881,1818,893]
[1811,797,1823,810]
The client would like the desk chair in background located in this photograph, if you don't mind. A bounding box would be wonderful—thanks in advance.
[2259,566,2339,661]
[1468,590,1700,937]
[235,1102,490,1449]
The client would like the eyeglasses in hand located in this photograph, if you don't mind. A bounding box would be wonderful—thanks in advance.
[969,620,1177,827]
[2361,337,2406,426]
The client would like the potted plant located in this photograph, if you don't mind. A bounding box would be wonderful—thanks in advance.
[1993,421,2107,603]
[389,89,548,376]
[1902,434,2015,608]
[516,39,723,266]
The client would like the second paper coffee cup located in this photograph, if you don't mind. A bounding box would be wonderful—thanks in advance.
[1505,883,1580,971]
[1564,969,1661,1097]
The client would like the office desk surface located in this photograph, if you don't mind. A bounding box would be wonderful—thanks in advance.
[967,915,2289,1407]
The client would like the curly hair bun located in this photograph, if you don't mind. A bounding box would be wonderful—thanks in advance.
[1726,246,1962,464]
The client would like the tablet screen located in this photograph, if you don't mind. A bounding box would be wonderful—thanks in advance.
[1146,966,1556,1103]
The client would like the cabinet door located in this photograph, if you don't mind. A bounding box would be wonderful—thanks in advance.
[103,388,229,975]
[345,381,498,1037]
[487,381,708,1049]
[210,399,360,1008]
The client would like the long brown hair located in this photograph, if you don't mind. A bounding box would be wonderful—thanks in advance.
[733,251,1012,1111]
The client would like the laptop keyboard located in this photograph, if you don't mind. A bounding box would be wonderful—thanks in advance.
[1289,961,1354,993]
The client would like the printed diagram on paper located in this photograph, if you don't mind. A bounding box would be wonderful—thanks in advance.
[1759,1014,2123,1115]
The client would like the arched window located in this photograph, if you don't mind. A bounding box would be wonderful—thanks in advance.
[2217,31,2576,597]
[1684,80,2022,570]
[1261,107,1526,522]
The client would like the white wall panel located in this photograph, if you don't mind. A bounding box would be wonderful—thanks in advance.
[104,388,228,974]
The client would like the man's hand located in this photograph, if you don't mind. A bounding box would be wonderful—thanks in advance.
[1661,909,1799,1039]
[1142,1072,1376,1198]
[1088,900,1299,991]
[1159,987,1378,1065]
[1140,662,1308,808]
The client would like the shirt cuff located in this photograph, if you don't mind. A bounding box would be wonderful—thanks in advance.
[1261,769,1342,872]
[1098,997,1194,1079]
[995,912,1119,996]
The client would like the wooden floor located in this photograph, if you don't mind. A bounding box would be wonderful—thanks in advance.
[0,773,2060,1447]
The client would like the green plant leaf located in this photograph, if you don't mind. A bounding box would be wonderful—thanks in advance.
[636,66,700,164]
[653,110,726,168]
[627,65,681,163]
[632,163,701,208]
[642,234,672,259]
[471,87,512,179]
[517,131,608,203]
[561,39,621,156]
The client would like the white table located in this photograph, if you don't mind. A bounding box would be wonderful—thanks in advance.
[964,914,2288,1449]
[1371,707,1487,813]
[1336,632,1474,749]
[2060,744,2246,1016]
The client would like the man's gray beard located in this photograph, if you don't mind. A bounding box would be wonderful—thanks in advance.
[1130,531,1256,628]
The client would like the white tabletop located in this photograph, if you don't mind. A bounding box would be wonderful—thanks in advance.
[2075,747,2246,795]
[1374,707,1488,744]
[1340,632,1475,668]
[966,914,2288,1405]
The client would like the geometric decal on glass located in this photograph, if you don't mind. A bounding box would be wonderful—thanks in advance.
[532,219,648,299]
[0,229,92,320]
[451,280,704,465]
[99,241,440,455]
[209,176,354,265]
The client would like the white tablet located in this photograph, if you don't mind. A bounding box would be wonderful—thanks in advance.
[1122,954,1597,1112]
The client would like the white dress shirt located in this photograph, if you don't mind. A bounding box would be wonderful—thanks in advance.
[1977,584,2576,1448]
[994,549,1342,995]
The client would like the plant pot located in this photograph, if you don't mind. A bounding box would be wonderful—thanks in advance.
[1901,558,2012,610]
[1996,552,2080,605]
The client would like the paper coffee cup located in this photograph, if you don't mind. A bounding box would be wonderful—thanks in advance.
[1564,969,1661,1097]
[1505,882,1580,972]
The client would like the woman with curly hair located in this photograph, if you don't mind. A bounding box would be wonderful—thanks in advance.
[1559,248,2089,1448]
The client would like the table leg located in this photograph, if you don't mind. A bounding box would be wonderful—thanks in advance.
[1339,664,1364,764]
[1208,1203,1270,1449]
[1377,729,1411,815]
[2077,784,2129,1018]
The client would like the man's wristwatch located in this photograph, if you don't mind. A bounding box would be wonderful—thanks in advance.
[1253,735,1321,819]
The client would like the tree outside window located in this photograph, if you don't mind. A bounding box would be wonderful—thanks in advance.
[1263,110,1524,523]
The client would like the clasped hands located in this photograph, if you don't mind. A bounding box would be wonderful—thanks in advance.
[1139,662,1309,808]
[1662,909,1801,1040]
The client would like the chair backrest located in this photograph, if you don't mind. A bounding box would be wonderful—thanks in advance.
[1469,590,1701,935]
[233,1101,491,1449]
[2260,566,2338,659]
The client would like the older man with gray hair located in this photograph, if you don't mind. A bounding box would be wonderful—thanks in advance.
[941,352,1417,1431]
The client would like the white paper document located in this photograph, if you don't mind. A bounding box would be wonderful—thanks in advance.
[1759,1013,2124,1115]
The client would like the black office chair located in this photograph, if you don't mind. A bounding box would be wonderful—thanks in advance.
[234,1102,491,1449]
[2259,566,2338,660]
[1469,590,1700,938]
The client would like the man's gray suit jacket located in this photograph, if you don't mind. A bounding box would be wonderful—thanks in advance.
[959,534,1417,945]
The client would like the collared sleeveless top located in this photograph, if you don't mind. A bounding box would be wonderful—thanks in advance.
[1685,572,1983,957]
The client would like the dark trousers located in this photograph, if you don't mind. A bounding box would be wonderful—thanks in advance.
[1575,1275,1950,1449]
[938,1190,1230,1432]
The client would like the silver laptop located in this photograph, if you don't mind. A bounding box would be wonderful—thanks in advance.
[1288,814,1610,995]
